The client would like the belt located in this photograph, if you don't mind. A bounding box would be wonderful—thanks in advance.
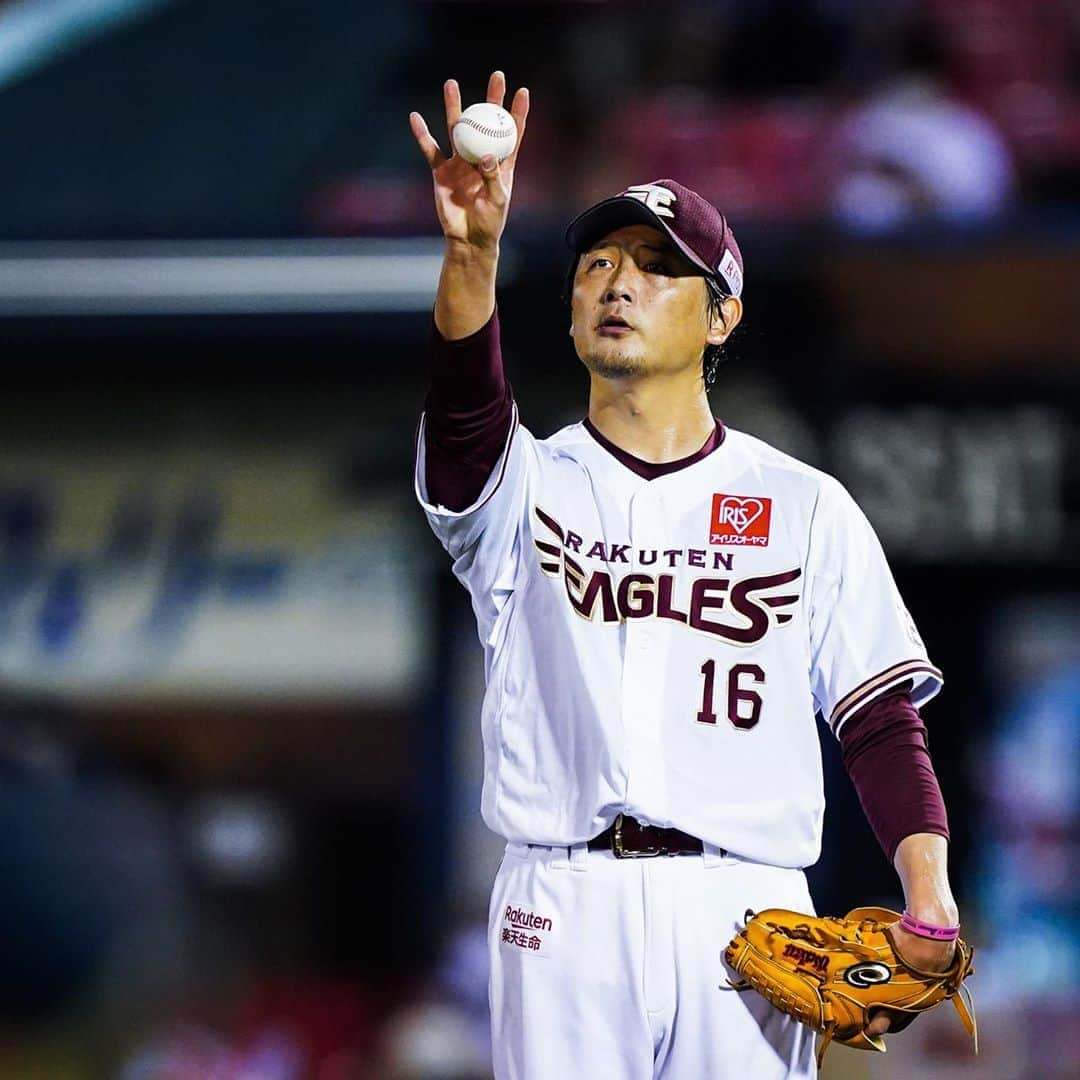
[587,813,707,858]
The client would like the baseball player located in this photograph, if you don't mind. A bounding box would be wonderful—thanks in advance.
[409,71,963,1079]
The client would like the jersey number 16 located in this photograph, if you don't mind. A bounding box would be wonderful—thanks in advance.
[697,661,765,730]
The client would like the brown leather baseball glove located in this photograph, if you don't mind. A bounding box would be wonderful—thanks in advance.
[724,906,976,1066]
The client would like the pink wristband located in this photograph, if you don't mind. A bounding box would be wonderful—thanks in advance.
[900,911,960,941]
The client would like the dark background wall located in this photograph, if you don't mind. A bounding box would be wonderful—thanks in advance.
[0,2,1076,1078]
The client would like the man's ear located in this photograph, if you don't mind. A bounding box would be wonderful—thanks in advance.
[707,296,743,347]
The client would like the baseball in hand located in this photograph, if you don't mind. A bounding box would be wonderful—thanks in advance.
[452,102,517,165]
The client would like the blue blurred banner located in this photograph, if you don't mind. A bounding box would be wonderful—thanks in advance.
[0,447,430,701]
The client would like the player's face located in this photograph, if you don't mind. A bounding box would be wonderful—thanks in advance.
[570,225,718,381]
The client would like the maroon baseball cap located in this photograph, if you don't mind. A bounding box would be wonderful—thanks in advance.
[565,179,743,297]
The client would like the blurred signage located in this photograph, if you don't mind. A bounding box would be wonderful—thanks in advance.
[0,449,429,703]
[832,405,1068,560]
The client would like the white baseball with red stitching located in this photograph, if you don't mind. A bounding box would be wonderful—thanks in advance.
[452,102,517,164]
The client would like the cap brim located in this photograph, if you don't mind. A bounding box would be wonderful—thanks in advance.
[565,196,715,279]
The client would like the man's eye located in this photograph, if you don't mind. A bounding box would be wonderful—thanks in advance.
[589,257,611,269]
[645,262,669,274]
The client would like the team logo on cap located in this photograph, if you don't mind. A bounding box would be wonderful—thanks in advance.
[710,494,772,547]
[623,183,677,219]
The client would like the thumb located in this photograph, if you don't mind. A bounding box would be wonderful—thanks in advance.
[478,155,507,201]
[866,1012,892,1038]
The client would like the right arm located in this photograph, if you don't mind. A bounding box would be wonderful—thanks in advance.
[409,72,529,510]
[409,71,529,339]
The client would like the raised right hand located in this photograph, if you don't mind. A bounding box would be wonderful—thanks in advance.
[409,71,529,251]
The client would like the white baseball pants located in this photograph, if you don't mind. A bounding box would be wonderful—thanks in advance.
[488,841,817,1079]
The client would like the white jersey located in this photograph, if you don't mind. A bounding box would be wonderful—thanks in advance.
[415,412,941,869]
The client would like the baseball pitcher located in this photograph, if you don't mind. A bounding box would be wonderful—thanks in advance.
[409,71,973,1079]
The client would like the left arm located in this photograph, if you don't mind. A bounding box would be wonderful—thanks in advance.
[890,831,960,970]
[864,831,961,1039]
[840,691,962,1038]
[839,689,960,972]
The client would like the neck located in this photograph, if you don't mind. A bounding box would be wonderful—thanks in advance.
[587,371,715,464]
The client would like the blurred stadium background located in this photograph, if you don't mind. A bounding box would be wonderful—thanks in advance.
[0,1,1076,1077]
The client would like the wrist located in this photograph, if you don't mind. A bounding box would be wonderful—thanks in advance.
[903,898,959,926]
[900,910,960,941]
[444,237,500,264]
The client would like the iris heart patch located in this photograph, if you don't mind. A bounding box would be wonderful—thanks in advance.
[710,494,773,547]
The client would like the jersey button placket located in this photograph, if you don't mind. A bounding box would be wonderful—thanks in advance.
[622,489,667,815]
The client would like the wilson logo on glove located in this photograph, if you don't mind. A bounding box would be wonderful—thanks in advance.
[782,944,828,974]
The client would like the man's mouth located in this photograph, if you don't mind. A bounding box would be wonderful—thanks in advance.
[597,315,634,336]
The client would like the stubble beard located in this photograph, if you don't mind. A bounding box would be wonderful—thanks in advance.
[580,344,649,380]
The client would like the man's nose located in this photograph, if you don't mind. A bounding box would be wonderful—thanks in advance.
[603,274,635,303]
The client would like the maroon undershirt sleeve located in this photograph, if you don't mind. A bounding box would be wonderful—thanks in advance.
[837,688,950,863]
[424,307,515,512]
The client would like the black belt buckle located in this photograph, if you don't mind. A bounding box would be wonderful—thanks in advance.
[612,813,663,858]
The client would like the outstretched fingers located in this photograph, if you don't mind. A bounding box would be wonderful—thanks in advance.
[506,85,530,168]
[409,111,444,170]
[422,74,529,173]
[444,78,462,149]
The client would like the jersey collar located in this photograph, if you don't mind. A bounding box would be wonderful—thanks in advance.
[582,417,726,480]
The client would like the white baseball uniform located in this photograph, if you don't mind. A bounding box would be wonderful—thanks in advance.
[415,412,941,1079]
